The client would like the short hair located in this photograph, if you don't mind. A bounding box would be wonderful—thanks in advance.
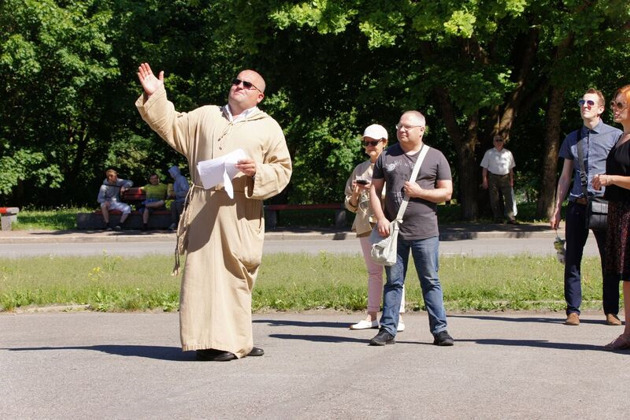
[584,88,605,106]
[613,85,630,106]
[105,169,117,177]
[402,110,426,126]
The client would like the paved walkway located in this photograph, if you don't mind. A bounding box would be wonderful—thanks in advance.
[0,221,557,243]
[1,311,628,419]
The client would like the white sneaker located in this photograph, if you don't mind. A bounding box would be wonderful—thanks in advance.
[350,319,378,330]
[397,317,405,332]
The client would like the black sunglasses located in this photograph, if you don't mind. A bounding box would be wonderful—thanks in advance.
[610,100,628,110]
[578,99,596,107]
[232,78,261,92]
[363,140,382,146]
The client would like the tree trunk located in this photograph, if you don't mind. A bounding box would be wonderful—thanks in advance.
[434,88,479,220]
[536,86,565,219]
[536,34,574,220]
[458,129,480,220]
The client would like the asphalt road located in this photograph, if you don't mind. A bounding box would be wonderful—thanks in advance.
[0,233,599,258]
[2,311,628,419]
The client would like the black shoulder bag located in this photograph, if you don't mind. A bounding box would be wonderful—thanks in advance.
[576,128,608,231]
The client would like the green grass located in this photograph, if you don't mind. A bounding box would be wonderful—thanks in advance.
[12,207,93,231]
[0,252,609,313]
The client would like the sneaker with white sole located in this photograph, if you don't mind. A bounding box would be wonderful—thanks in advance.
[350,319,378,330]
[397,318,405,332]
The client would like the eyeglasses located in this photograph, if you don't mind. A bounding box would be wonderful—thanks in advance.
[395,124,424,131]
[610,100,628,110]
[363,140,382,146]
[232,78,261,92]
[578,99,596,107]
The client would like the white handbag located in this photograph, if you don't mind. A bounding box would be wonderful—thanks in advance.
[370,145,430,266]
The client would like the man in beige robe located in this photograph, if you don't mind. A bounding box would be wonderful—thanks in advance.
[136,63,292,361]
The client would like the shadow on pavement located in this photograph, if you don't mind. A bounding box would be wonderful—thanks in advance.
[439,222,552,241]
[456,338,606,352]
[449,313,607,326]
[269,334,367,344]
[254,318,350,329]
[28,230,172,236]
[7,345,192,361]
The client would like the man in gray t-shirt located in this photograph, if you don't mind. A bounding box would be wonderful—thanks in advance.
[368,110,454,347]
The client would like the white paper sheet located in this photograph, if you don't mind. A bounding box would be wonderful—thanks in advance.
[196,149,248,199]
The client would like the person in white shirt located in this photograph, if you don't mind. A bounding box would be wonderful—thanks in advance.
[480,135,517,224]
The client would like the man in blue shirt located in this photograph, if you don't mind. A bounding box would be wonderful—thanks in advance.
[550,88,623,326]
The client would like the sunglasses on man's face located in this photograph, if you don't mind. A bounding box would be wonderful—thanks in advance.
[363,140,382,147]
[232,78,260,92]
[578,99,596,107]
[610,100,628,110]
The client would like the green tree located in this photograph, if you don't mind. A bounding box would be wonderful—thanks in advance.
[211,0,630,217]
[0,0,121,205]
[2,0,629,218]
[0,0,238,206]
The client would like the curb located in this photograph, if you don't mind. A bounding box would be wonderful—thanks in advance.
[0,224,557,244]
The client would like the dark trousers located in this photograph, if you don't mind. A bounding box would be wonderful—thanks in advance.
[564,201,620,315]
[488,173,515,221]
[171,200,185,224]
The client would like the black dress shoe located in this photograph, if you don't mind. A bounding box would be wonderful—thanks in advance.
[248,347,264,357]
[212,351,237,362]
[196,348,223,361]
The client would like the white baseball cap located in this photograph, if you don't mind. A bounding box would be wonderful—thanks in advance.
[362,124,388,140]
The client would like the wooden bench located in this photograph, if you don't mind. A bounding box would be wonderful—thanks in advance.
[76,187,172,230]
[264,203,346,229]
[121,187,146,207]
[0,207,20,231]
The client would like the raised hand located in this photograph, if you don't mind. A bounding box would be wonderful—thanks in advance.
[137,62,164,96]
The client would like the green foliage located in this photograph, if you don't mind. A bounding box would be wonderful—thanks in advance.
[287,110,360,203]
[1,0,629,215]
[0,150,64,195]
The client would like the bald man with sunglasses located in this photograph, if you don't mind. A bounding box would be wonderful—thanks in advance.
[551,88,622,327]
[136,63,292,362]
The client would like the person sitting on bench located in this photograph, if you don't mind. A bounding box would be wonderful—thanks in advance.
[97,169,133,230]
[140,172,168,230]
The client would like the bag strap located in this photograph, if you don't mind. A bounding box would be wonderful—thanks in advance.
[575,127,589,199]
[394,145,430,222]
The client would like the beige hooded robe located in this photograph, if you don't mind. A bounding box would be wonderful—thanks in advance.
[136,86,292,358]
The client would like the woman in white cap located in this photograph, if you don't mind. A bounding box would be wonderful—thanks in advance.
[344,124,405,331]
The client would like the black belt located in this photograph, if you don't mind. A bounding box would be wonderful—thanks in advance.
[489,172,509,177]
[574,197,588,205]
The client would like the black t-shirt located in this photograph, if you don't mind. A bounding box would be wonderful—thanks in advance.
[373,143,452,240]
[604,139,630,203]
